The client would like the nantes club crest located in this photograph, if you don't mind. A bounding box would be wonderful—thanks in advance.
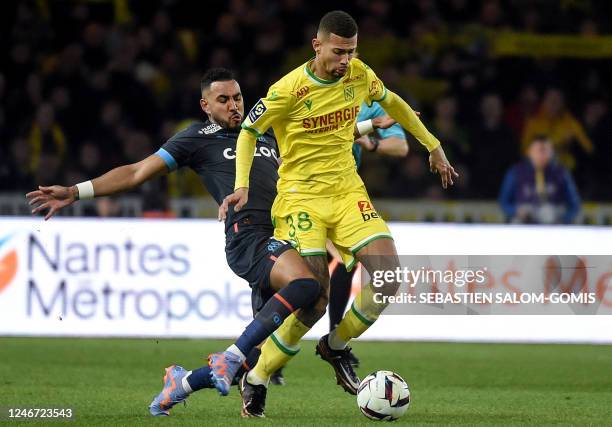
[344,85,355,101]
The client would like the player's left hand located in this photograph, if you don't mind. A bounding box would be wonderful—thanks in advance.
[372,115,396,130]
[371,111,420,131]
[429,146,459,189]
[218,187,249,221]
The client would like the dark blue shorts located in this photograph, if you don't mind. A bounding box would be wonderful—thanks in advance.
[225,221,294,315]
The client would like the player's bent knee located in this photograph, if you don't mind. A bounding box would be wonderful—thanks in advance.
[280,278,321,312]
[293,278,321,305]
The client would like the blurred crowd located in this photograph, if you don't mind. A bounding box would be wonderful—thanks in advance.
[1,0,611,207]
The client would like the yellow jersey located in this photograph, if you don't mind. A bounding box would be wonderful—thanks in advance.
[241,58,387,198]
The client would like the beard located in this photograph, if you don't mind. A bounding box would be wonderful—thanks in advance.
[210,114,242,129]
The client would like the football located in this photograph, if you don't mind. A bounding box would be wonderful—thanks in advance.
[357,370,411,421]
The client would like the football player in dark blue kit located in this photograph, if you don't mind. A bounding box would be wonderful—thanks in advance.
[26,68,322,416]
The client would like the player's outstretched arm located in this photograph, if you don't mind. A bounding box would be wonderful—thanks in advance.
[380,91,458,188]
[26,154,168,220]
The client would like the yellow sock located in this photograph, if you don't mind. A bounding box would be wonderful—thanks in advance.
[335,284,381,342]
[250,313,310,382]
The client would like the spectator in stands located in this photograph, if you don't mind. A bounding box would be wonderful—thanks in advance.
[93,100,125,168]
[0,138,34,192]
[581,99,611,200]
[429,95,470,167]
[33,152,63,191]
[0,73,6,142]
[27,103,67,174]
[78,141,106,178]
[469,93,519,198]
[521,88,593,170]
[389,155,429,199]
[499,135,580,224]
[504,84,539,137]
[1,0,611,206]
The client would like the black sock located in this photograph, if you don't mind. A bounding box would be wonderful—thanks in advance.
[329,263,355,330]
[232,347,261,385]
[235,278,320,356]
[186,366,213,392]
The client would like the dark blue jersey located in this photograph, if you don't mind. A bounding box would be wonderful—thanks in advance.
[157,120,279,231]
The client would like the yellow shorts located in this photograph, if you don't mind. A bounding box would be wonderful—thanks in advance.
[271,187,392,270]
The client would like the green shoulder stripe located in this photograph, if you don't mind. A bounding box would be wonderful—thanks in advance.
[240,123,262,137]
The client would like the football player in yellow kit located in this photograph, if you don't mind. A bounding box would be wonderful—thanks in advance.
[218,10,458,417]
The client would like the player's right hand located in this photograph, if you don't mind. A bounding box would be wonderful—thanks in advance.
[218,187,249,221]
[26,185,77,220]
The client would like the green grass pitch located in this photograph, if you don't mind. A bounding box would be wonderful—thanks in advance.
[1,338,610,426]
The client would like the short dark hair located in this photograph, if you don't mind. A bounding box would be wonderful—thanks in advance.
[531,134,551,145]
[200,68,235,93]
[318,10,358,38]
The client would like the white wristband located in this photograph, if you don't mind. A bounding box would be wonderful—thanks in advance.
[356,119,374,136]
[76,180,95,200]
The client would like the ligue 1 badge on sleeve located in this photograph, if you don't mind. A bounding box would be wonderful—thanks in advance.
[247,99,267,124]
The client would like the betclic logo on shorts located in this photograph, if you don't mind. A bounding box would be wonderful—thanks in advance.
[358,201,379,222]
